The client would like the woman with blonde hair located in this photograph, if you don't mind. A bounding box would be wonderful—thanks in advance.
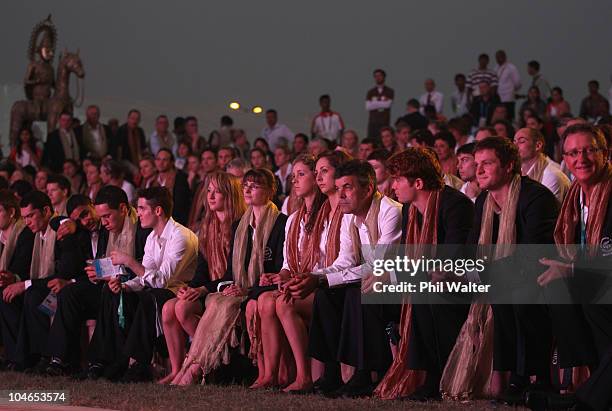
[173,168,287,385]
[159,171,246,384]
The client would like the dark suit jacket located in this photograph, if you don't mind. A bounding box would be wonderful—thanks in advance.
[8,227,35,280]
[110,124,146,163]
[75,123,112,158]
[48,217,151,283]
[468,177,559,292]
[31,225,90,287]
[172,170,192,226]
[42,130,81,173]
[395,112,429,131]
[469,94,502,126]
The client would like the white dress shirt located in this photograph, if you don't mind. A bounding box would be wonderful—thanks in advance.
[419,91,444,114]
[526,158,571,203]
[314,196,403,287]
[312,111,345,142]
[124,218,198,292]
[451,88,470,115]
[149,131,178,157]
[496,62,522,102]
[262,123,294,150]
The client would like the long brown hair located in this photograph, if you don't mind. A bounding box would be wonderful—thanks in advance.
[199,171,246,258]
[292,153,326,233]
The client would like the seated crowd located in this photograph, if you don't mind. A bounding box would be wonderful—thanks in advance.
[0,83,611,410]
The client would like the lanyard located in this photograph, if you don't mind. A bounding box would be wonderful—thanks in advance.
[580,191,587,246]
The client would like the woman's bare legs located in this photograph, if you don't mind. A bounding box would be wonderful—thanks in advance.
[175,299,203,338]
[276,294,314,391]
[246,300,267,388]
[255,292,285,388]
[159,299,183,384]
[162,298,204,385]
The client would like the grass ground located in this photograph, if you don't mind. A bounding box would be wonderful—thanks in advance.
[0,371,525,411]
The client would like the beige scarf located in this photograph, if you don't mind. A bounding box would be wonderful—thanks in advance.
[0,219,26,272]
[350,191,383,262]
[478,174,522,260]
[526,154,549,184]
[439,174,521,400]
[30,224,57,280]
[232,202,280,288]
[106,208,138,257]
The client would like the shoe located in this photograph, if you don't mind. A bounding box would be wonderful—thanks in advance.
[525,381,557,409]
[46,358,70,376]
[73,363,105,381]
[120,362,153,383]
[103,360,129,382]
[403,384,442,402]
[326,373,374,399]
[313,377,342,396]
[25,357,50,375]
[500,383,527,406]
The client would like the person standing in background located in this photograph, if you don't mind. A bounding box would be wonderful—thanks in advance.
[366,69,394,139]
[495,50,522,120]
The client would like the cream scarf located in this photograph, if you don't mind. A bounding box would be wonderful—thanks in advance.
[232,202,280,288]
[106,208,138,257]
[30,224,57,280]
[0,219,26,272]
[526,154,549,185]
[439,174,522,400]
[350,191,383,262]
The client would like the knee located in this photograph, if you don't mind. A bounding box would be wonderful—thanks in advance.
[161,299,178,325]
[258,293,277,319]
[275,297,293,320]
[175,300,197,324]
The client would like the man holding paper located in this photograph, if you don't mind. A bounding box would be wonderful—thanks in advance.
[45,187,150,376]
[87,186,198,382]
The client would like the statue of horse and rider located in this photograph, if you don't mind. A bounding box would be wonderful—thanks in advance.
[9,15,85,147]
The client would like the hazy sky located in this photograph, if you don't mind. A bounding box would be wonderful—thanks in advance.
[2,1,611,140]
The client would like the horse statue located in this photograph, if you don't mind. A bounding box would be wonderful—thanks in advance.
[10,50,85,147]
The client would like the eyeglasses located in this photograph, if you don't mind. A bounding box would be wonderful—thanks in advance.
[242,183,262,191]
[562,147,601,159]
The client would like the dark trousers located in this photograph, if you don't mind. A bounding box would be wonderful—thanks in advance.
[491,304,552,379]
[583,304,612,361]
[89,285,174,366]
[408,302,469,381]
[548,304,597,368]
[308,284,399,372]
[577,345,612,411]
[0,289,24,363]
[16,283,53,364]
[47,280,103,365]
